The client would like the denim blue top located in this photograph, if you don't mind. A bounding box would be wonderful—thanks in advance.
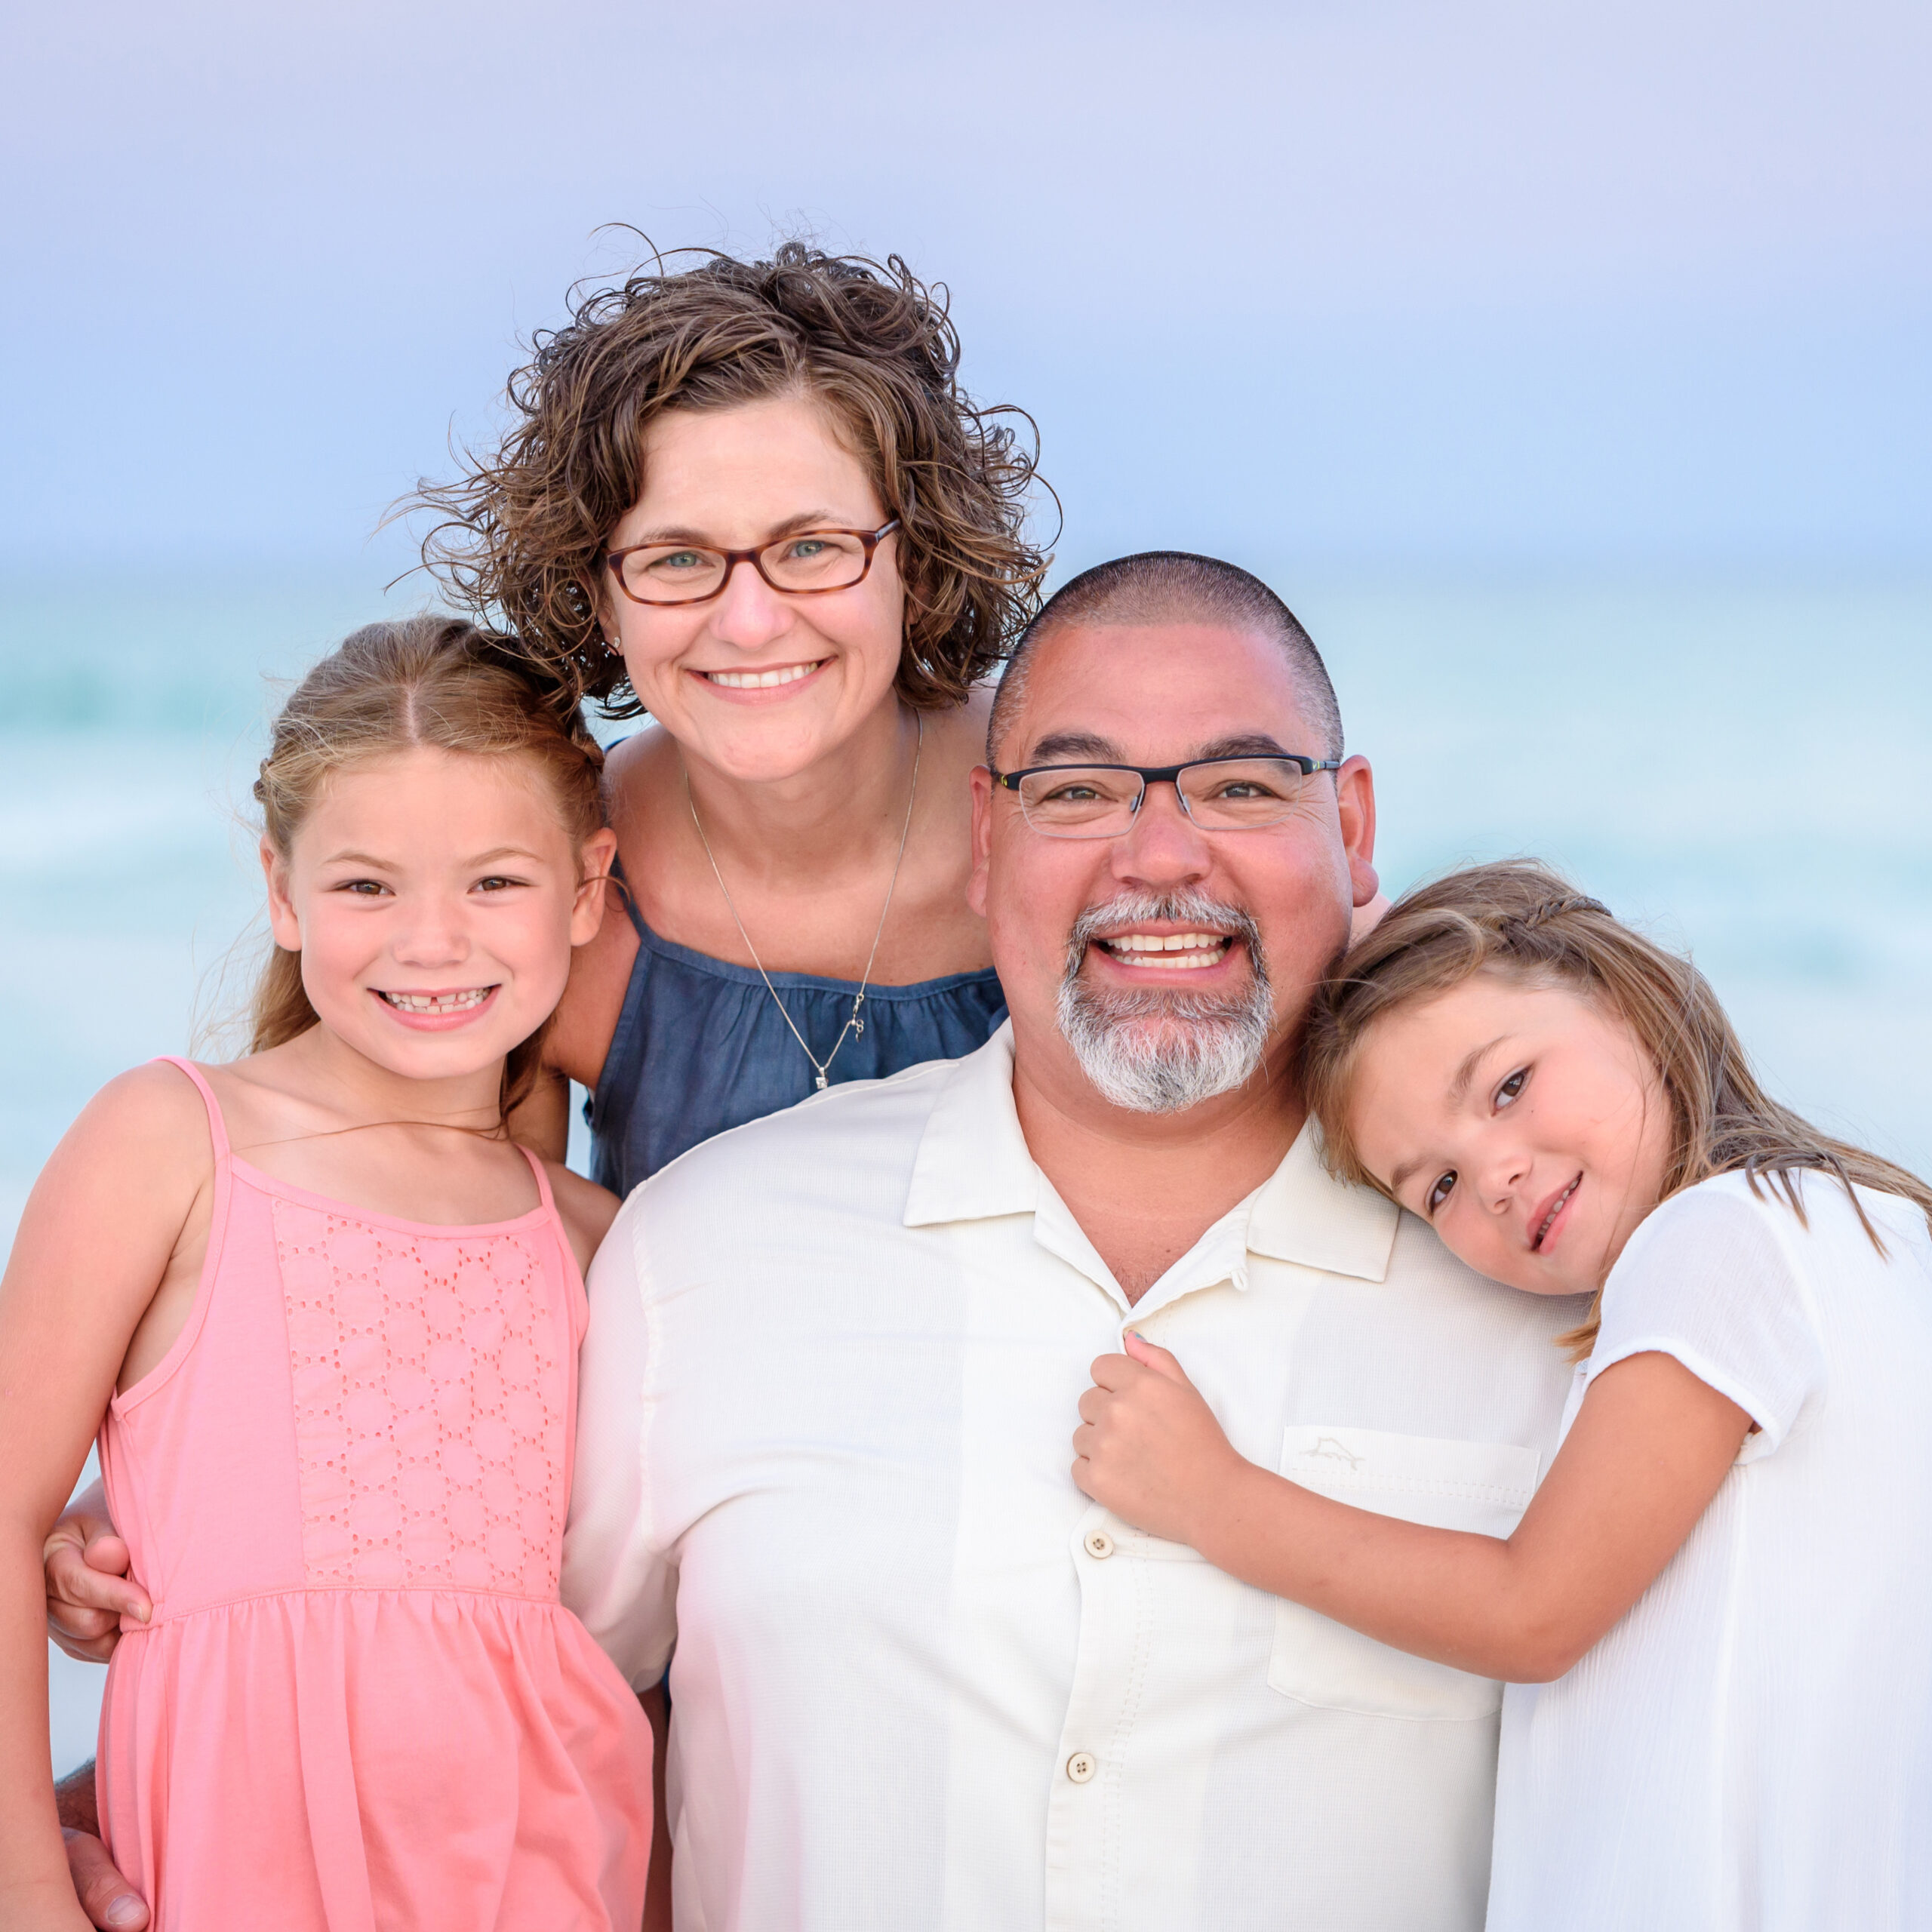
[586,874,1008,1200]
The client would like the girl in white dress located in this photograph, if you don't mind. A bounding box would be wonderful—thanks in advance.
[1073,859,1932,1932]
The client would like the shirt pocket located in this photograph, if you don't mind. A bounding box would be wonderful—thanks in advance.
[1265,1423,1540,1722]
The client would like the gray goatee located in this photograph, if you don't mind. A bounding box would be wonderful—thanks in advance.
[1057,889,1275,1114]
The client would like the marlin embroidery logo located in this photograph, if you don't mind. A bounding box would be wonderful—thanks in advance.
[1306,1435,1364,1469]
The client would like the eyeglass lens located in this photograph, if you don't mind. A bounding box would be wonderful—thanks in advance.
[1016,760,1313,836]
[616,532,872,605]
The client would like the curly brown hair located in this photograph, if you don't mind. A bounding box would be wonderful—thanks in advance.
[408,242,1054,718]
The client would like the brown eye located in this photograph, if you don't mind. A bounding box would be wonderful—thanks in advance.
[1427,1171,1457,1214]
[1496,1068,1528,1106]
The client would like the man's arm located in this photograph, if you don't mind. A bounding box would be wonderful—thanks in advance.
[55,1767,146,1931]
[54,1765,97,1838]
[44,1481,149,1664]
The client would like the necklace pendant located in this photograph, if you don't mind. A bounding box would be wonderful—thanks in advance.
[854,1017,864,1036]
[815,1072,828,1091]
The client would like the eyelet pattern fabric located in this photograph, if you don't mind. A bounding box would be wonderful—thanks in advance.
[275,1198,568,1596]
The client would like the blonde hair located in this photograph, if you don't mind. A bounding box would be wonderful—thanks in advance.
[1300,859,1932,1355]
[250,614,607,1121]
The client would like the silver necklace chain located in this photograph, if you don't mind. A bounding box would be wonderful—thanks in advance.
[686,712,924,1092]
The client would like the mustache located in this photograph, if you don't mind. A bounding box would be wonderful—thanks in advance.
[1064,889,1266,983]
[1057,888,1275,1114]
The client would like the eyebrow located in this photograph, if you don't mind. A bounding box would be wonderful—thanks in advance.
[1017,729,1297,767]
[1023,729,1120,763]
[319,846,546,869]
[623,509,848,547]
[1196,732,1295,759]
[1385,1034,1512,1198]
[1451,1034,1511,1106]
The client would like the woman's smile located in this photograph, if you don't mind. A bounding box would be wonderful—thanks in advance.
[693,657,829,694]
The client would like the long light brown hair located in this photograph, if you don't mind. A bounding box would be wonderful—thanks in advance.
[1300,859,1932,1353]
[251,615,607,1124]
[408,241,1053,717]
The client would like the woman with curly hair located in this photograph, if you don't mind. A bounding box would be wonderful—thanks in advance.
[417,241,1052,1195]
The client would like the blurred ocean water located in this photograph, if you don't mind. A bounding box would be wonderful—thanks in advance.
[8,566,1930,1776]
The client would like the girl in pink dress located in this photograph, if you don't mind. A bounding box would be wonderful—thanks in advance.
[0,617,653,1931]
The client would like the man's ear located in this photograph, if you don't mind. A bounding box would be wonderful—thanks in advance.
[1335,755,1379,907]
[262,838,302,951]
[967,764,995,918]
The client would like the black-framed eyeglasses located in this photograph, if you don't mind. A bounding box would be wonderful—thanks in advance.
[604,519,901,608]
[989,754,1342,838]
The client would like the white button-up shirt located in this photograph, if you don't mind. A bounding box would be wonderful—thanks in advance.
[565,1026,1586,1932]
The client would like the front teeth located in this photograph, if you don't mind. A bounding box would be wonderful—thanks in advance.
[705,662,822,690]
[1535,1177,1580,1248]
[379,988,492,1014]
[1100,932,1231,970]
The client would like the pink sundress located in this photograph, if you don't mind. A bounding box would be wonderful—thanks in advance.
[94,1058,652,1930]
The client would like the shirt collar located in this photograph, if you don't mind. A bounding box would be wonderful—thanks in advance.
[903,1021,1400,1286]
[1245,1120,1399,1284]
[903,1023,1040,1227]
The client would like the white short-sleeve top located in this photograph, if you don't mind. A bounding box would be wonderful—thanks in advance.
[1487,1170,1932,1932]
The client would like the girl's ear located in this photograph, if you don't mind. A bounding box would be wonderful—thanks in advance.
[261,838,302,951]
[572,828,620,946]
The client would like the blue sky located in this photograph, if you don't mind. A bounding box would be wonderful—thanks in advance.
[5,0,1927,574]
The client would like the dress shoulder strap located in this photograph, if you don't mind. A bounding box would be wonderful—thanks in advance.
[152,1056,232,1164]
[517,1143,558,1214]
[609,855,648,939]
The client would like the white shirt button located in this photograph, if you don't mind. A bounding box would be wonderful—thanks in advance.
[1084,1529,1115,1559]
[1066,1751,1098,1783]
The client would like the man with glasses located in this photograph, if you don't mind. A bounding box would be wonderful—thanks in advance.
[558,551,1583,1930]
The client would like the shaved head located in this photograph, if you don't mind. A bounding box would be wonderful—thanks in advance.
[987,551,1343,764]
